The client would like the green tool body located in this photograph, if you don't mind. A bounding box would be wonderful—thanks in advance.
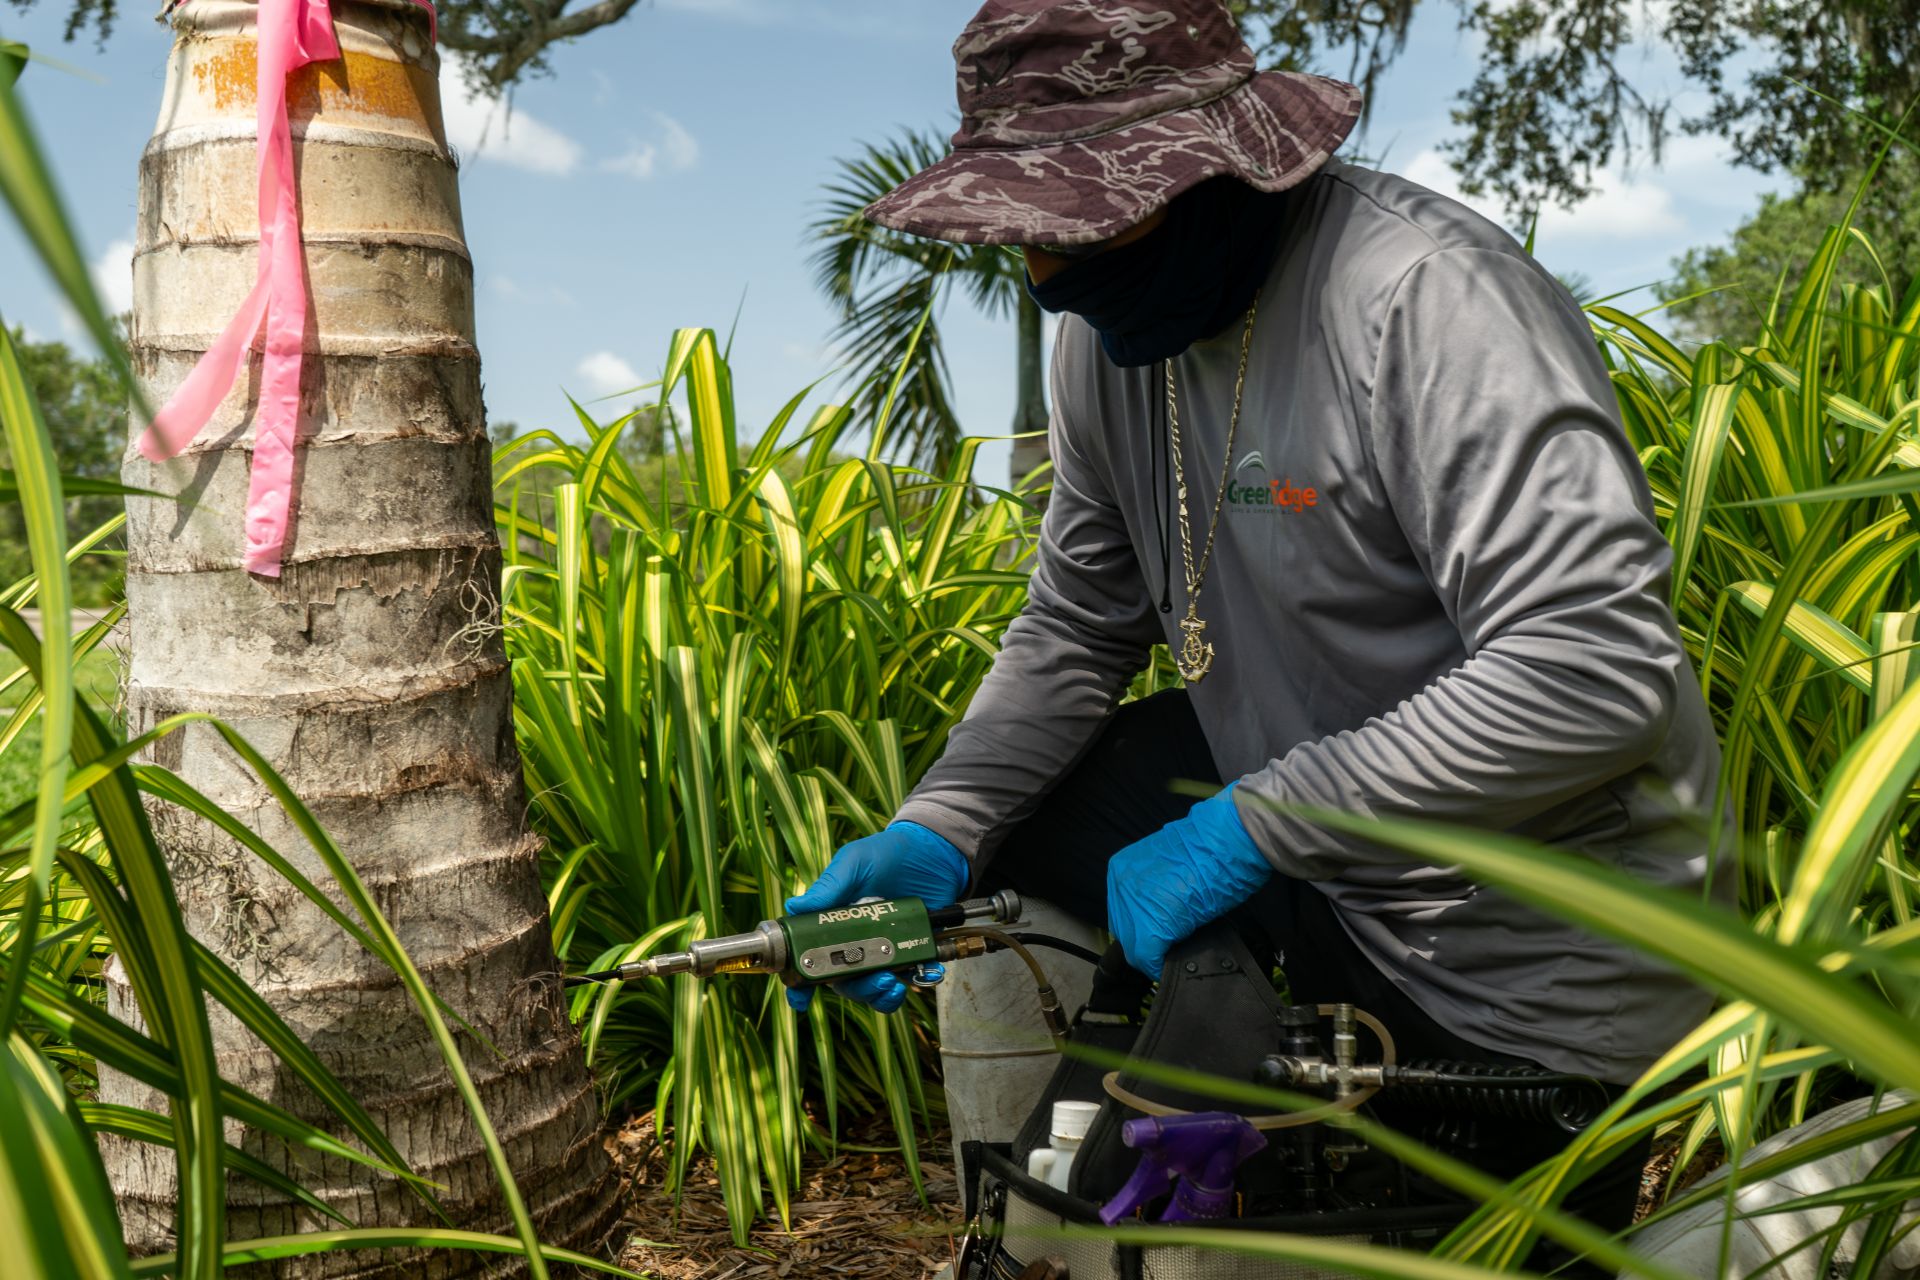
[570,889,1023,990]
[782,897,941,981]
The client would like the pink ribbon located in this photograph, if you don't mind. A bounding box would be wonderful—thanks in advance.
[138,0,436,578]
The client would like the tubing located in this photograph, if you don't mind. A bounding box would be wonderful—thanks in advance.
[1100,1004,1397,1130]
[1382,1059,1608,1132]
[945,926,1070,1042]
[1009,933,1106,968]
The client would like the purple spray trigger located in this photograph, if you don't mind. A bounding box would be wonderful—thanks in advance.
[1097,1112,1267,1225]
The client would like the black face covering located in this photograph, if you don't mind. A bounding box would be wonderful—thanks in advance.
[1024,176,1294,367]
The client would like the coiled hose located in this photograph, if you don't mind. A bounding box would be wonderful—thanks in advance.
[1381,1059,1609,1133]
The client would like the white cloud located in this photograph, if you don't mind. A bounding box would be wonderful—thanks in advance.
[601,144,658,180]
[1634,0,1677,36]
[600,111,700,180]
[576,351,643,397]
[91,236,135,315]
[1647,132,1783,212]
[489,275,576,307]
[1401,149,1683,243]
[1543,172,1684,240]
[655,112,699,169]
[438,56,582,175]
[1650,131,1726,173]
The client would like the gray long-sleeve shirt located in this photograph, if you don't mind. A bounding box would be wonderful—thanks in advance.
[895,160,1725,1083]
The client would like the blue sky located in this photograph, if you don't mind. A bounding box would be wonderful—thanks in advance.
[2,0,1778,487]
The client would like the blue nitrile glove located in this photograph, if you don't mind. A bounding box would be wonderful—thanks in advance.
[1106,784,1272,980]
[783,821,970,1014]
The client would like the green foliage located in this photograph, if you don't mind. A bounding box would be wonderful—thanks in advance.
[1,46,629,1279]
[0,381,603,1278]
[1227,0,1418,123]
[21,0,1916,221]
[808,129,1043,474]
[511,170,1920,1273]
[0,43,133,401]
[0,326,130,606]
[1238,0,1917,213]
[988,181,1920,1273]
[1596,255,1920,932]
[10,2,1920,1267]
[494,330,1043,1243]
[0,645,120,814]
[1351,177,1920,1273]
[1660,149,1920,348]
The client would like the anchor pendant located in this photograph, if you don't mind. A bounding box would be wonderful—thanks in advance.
[1175,607,1215,682]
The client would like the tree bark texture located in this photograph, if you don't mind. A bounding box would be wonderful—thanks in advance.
[102,1,618,1273]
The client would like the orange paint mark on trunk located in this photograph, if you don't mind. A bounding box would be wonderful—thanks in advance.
[189,42,446,147]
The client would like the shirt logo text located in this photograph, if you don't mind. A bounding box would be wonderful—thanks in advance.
[1228,451,1318,513]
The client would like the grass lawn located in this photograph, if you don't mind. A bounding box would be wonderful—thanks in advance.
[0,642,126,812]
[0,642,124,709]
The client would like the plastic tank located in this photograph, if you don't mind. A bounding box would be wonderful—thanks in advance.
[937,895,1103,1177]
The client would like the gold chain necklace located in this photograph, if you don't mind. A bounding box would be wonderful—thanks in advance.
[1165,292,1259,683]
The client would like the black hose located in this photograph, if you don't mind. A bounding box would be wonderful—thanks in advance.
[1386,1066,1599,1089]
[1382,1059,1610,1133]
[1008,932,1104,967]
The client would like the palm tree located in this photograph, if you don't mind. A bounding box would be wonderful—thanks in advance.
[103,0,616,1271]
[808,129,1050,485]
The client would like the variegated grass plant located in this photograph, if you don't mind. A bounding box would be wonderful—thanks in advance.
[1,44,631,1279]
[493,328,1041,1243]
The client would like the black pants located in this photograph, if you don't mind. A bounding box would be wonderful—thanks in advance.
[980,689,1646,1265]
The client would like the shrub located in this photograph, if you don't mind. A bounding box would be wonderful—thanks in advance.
[496,330,1042,1242]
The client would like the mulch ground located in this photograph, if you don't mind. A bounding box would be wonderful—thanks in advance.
[1635,1128,1726,1222]
[603,1113,964,1279]
[604,1109,1716,1277]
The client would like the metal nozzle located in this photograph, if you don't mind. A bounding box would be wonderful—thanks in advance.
[566,921,785,986]
[615,950,696,982]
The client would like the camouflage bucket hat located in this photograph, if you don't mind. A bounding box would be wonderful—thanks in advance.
[865,0,1363,247]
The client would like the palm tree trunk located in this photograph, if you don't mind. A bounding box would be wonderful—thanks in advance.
[102,0,617,1272]
[1009,289,1049,494]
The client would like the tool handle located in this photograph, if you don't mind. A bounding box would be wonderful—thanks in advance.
[926,888,1022,930]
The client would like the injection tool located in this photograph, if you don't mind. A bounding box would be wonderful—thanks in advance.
[565,890,1061,1025]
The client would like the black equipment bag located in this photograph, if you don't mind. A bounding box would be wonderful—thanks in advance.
[955,923,1474,1279]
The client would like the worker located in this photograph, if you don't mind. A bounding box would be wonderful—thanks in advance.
[786,0,1723,1245]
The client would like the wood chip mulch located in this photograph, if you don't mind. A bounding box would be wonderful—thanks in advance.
[1635,1129,1725,1222]
[603,1112,964,1279]
[604,1108,1710,1274]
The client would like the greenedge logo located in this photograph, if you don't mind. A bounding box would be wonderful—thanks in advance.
[1228,450,1318,513]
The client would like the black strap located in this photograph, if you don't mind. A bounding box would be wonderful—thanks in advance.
[961,1139,986,1222]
